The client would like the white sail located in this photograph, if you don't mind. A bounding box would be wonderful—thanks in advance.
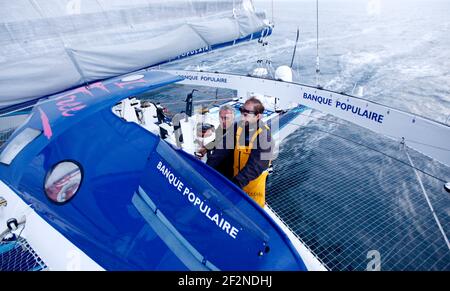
[0,0,270,108]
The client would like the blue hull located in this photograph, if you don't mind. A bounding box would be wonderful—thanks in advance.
[0,70,306,270]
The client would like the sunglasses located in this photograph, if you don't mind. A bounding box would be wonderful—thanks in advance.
[239,107,257,115]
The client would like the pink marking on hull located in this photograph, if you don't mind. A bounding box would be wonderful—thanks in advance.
[61,105,87,117]
[88,82,110,93]
[53,87,90,117]
[56,95,78,107]
[39,107,53,140]
[55,87,94,100]
[114,79,147,89]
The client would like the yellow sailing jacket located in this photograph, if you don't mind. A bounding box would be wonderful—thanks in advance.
[233,124,271,208]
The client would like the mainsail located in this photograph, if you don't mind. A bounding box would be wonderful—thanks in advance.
[0,0,270,109]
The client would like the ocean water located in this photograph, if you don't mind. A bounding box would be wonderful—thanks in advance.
[158,0,450,270]
[167,0,450,123]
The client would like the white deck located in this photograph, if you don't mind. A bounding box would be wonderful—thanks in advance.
[0,180,103,271]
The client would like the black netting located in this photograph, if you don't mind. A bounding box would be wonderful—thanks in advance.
[267,112,450,271]
[0,237,47,271]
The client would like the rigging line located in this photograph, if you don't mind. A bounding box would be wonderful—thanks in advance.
[289,123,448,183]
[401,139,450,152]
[290,27,300,68]
[271,0,274,24]
[315,0,321,87]
[404,147,450,251]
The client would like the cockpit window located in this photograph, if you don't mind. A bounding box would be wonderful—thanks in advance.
[44,161,82,204]
[0,127,41,165]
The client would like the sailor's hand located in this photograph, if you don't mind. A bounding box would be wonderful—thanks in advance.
[196,147,207,158]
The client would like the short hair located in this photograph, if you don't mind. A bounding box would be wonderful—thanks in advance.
[219,105,235,115]
[245,97,265,115]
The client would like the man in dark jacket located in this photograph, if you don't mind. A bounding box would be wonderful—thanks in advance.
[198,105,236,179]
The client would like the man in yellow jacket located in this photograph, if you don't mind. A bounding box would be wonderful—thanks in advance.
[232,97,274,208]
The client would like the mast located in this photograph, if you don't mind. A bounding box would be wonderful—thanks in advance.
[290,28,300,69]
[315,0,321,88]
